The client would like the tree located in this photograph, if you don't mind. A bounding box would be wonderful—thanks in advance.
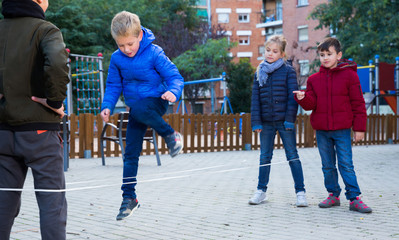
[173,38,234,113]
[310,0,399,65]
[225,59,254,113]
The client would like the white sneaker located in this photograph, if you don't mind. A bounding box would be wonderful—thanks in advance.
[296,191,308,207]
[248,190,266,205]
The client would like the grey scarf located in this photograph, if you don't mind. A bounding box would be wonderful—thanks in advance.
[257,58,284,87]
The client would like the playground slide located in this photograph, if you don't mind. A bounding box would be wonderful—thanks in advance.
[380,91,397,114]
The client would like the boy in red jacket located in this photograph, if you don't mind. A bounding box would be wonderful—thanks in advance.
[293,37,372,213]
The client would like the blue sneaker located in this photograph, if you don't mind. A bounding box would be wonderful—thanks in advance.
[116,198,140,220]
[165,131,183,157]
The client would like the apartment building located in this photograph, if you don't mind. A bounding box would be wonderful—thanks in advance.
[205,0,330,85]
[210,0,264,67]
[256,0,329,86]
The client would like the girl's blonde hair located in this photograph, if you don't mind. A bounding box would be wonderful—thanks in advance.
[111,11,141,39]
[256,35,288,76]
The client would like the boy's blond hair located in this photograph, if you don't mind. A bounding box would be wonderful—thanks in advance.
[257,35,287,76]
[111,11,141,39]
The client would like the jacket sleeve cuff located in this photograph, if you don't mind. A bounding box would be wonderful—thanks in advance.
[46,99,63,109]
[101,105,114,115]
[284,121,295,129]
[252,125,262,131]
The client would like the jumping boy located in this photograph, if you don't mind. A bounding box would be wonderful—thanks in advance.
[293,37,372,213]
[100,11,184,220]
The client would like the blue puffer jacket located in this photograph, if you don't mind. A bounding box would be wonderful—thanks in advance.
[251,62,299,130]
[101,27,184,114]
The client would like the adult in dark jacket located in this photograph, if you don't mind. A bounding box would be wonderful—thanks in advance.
[0,0,69,239]
[249,35,307,207]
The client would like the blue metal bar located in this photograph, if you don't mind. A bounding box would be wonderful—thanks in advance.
[184,77,223,85]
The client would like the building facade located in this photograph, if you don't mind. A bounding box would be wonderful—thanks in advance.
[211,0,330,86]
[210,0,264,67]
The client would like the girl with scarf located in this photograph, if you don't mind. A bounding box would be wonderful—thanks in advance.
[249,35,308,207]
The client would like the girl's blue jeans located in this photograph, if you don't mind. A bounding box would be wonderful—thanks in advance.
[316,128,361,200]
[257,121,305,193]
[122,97,175,199]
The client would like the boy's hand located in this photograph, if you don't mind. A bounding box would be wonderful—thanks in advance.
[353,131,365,142]
[293,90,305,100]
[100,109,111,123]
[161,91,176,103]
[31,96,65,118]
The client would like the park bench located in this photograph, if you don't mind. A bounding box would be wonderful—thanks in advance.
[100,112,161,166]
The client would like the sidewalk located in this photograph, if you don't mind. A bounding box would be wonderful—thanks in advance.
[10,144,399,240]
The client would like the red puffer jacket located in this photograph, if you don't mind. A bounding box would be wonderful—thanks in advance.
[295,60,367,132]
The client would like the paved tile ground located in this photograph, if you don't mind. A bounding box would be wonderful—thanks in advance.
[8,144,399,240]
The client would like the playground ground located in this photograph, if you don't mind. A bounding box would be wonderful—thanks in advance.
[9,144,399,240]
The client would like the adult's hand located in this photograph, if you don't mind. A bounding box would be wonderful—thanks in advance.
[31,96,65,118]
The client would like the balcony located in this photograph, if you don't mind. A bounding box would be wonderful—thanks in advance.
[256,19,283,28]
[256,7,283,28]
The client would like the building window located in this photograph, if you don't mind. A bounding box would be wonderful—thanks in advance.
[238,14,250,23]
[196,0,207,6]
[239,36,250,45]
[237,30,251,45]
[299,60,310,76]
[193,103,204,114]
[218,13,229,23]
[275,27,283,35]
[258,45,265,57]
[297,0,309,6]
[276,0,283,20]
[298,25,308,42]
[217,30,232,43]
[216,8,231,23]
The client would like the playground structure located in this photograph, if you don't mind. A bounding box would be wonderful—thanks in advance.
[356,55,399,115]
[66,52,105,115]
[355,55,399,142]
[176,72,234,115]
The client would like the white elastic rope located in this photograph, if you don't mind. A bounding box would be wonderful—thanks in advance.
[0,158,302,192]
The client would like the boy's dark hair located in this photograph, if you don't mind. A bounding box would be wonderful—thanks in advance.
[317,37,341,53]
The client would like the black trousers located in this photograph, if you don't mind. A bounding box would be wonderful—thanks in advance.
[0,130,67,240]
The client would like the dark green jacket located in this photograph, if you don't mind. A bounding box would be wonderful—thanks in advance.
[0,1,69,131]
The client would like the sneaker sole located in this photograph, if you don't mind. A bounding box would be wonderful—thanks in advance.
[318,203,340,208]
[296,203,308,207]
[248,199,266,205]
[170,145,183,158]
[349,206,372,213]
[116,203,140,221]
[248,201,263,205]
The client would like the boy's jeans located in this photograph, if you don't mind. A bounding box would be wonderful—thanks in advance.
[122,97,175,199]
[257,121,305,193]
[316,128,361,200]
